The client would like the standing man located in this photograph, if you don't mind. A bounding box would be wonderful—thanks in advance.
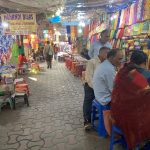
[93,49,123,135]
[44,41,54,69]
[83,47,110,130]
[88,29,112,59]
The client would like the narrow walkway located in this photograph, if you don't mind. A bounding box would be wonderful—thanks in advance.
[0,62,116,150]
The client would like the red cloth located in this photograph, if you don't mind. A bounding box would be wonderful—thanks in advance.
[18,55,27,67]
[111,63,150,149]
[83,25,89,38]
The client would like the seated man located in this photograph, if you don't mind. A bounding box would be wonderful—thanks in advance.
[93,49,123,135]
[83,47,110,130]
[111,50,150,149]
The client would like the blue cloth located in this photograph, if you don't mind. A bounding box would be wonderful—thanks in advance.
[88,41,112,58]
[93,60,116,105]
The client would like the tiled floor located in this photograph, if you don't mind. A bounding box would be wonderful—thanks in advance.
[0,62,122,150]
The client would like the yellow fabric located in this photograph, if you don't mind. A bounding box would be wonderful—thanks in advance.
[85,57,101,88]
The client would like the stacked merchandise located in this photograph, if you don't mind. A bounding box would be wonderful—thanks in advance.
[87,14,108,50]
[0,35,14,65]
[109,0,150,62]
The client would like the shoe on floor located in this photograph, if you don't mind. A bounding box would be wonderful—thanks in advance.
[84,122,92,131]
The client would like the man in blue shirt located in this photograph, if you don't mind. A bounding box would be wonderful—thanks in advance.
[93,49,123,135]
[88,29,112,58]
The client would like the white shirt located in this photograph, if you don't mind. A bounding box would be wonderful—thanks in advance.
[88,41,112,58]
[93,59,116,105]
[85,57,101,88]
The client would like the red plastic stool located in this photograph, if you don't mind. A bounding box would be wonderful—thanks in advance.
[15,84,29,96]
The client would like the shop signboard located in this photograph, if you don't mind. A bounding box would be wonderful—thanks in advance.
[1,13,37,35]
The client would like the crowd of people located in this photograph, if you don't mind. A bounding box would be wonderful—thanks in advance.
[83,29,150,149]
[20,42,59,69]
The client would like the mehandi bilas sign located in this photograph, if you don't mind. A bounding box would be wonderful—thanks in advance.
[1,13,37,35]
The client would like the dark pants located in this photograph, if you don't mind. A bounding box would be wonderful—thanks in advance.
[83,83,95,123]
[46,55,53,68]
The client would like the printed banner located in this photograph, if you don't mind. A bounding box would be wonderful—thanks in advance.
[1,13,37,35]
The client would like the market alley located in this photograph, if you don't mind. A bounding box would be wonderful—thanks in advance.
[0,62,119,150]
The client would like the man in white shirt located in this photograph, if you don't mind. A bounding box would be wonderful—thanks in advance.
[83,47,110,130]
[93,49,123,135]
[88,29,112,58]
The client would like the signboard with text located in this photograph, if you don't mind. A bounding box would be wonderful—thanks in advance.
[1,13,37,35]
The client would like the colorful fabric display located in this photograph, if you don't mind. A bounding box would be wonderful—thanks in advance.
[110,12,119,30]
[125,7,130,25]
[83,25,89,38]
[113,30,117,39]
[137,0,144,22]
[19,45,24,55]
[10,42,19,66]
[124,26,132,36]
[142,20,149,33]
[143,0,150,20]
[128,3,138,25]
[116,29,124,39]
[110,30,115,39]
[119,9,126,28]
[66,26,71,44]
[116,39,121,48]
[113,40,118,48]
[110,39,115,48]
[66,26,71,36]
[132,23,140,35]
[71,26,77,38]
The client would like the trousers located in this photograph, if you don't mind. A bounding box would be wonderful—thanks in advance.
[83,83,95,123]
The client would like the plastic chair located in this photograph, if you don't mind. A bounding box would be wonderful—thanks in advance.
[110,125,140,150]
[91,99,110,137]
[15,83,29,96]
[12,93,29,109]
[0,97,13,112]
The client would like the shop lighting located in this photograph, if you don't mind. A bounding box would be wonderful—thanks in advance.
[30,34,35,39]
[79,21,85,27]
[109,0,114,3]
[110,14,117,20]
[56,11,60,16]
[78,29,82,33]
[113,15,117,19]
[55,7,64,16]
[45,34,49,38]
[60,7,64,13]
[2,22,9,28]
[109,4,113,8]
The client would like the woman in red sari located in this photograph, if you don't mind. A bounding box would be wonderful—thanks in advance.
[111,50,150,149]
